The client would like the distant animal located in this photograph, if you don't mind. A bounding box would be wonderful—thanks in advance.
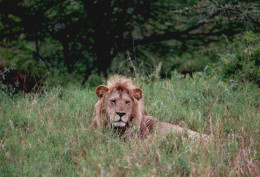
[92,75,210,142]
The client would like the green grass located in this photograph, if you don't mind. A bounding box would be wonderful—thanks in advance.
[0,75,259,176]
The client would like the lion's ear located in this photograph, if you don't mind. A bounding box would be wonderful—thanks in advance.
[131,88,143,100]
[96,85,109,99]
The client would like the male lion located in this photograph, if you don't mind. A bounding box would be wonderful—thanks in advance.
[92,75,210,142]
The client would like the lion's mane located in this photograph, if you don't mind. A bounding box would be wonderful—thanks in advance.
[92,75,154,137]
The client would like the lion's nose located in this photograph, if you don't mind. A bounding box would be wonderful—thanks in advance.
[116,112,126,117]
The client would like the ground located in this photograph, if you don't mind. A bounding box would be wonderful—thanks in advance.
[0,74,259,176]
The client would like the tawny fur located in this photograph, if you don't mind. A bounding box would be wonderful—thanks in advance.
[92,75,210,142]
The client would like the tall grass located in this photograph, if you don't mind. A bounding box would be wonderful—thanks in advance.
[0,74,259,176]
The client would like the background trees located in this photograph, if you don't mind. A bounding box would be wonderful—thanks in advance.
[0,0,259,89]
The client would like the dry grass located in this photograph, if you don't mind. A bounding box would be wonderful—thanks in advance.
[0,75,259,176]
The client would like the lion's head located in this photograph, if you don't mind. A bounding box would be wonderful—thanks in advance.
[92,75,146,130]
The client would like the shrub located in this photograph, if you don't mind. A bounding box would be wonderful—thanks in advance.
[216,32,260,86]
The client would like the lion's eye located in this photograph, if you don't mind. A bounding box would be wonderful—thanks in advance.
[111,100,116,104]
[125,101,130,105]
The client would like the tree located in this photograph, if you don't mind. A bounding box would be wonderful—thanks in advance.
[0,0,259,82]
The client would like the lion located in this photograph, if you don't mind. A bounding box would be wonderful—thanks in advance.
[91,75,210,142]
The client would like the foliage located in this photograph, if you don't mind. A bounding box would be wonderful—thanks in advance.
[44,67,84,88]
[0,64,16,96]
[199,32,260,86]
[217,32,260,85]
[0,75,259,176]
[0,0,259,82]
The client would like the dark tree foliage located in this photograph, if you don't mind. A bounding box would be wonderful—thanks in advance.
[0,0,259,82]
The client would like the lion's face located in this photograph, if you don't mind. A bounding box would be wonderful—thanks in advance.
[95,84,143,128]
[105,90,134,127]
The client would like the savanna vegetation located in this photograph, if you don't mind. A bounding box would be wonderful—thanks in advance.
[0,0,259,176]
[1,72,259,176]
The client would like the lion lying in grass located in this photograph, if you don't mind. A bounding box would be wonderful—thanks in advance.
[92,75,210,142]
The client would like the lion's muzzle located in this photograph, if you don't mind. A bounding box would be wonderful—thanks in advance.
[112,112,128,127]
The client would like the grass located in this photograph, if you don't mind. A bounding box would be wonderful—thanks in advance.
[0,74,259,176]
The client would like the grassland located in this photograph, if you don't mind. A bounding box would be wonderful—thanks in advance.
[0,74,259,176]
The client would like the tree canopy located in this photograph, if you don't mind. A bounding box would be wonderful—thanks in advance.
[0,0,259,83]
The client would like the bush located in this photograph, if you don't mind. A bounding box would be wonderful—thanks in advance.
[216,32,260,85]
